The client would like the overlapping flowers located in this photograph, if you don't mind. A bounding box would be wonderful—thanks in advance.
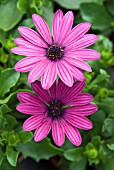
[11,9,100,146]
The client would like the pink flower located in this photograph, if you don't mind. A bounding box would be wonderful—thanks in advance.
[11,9,100,90]
[16,79,98,146]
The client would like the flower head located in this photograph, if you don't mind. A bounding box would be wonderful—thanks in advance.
[11,9,100,89]
[16,79,98,146]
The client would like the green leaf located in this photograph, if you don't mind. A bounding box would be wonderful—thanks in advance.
[5,115,17,130]
[0,29,5,45]
[107,144,114,151]
[90,110,105,135]
[0,0,23,31]
[42,6,54,32]
[0,158,17,170]
[0,150,4,166]
[99,98,114,117]
[86,69,110,91]
[70,158,87,170]
[64,147,83,162]
[6,146,19,166]
[17,0,28,13]
[0,104,12,115]
[18,131,33,143]
[17,138,63,161]
[0,89,31,104]
[103,157,114,170]
[0,48,8,64]
[0,68,20,98]
[58,157,70,170]
[102,118,114,136]
[107,3,114,16]
[53,0,104,9]
[0,114,7,129]
[80,3,113,31]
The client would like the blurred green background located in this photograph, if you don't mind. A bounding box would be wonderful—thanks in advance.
[0,0,114,170]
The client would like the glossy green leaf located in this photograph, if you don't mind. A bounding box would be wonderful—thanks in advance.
[6,146,19,166]
[18,131,33,143]
[107,144,114,151]
[0,68,20,98]
[53,0,104,9]
[80,3,113,31]
[17,0,28,13]
[0,0,23,31]
[0,104,12,115]
[64,147,83,162]
[17,138,63,162]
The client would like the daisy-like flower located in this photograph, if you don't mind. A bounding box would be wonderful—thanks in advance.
[11,9,100,90]
[16,79,98,146]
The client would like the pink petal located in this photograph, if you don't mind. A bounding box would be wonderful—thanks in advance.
[61,118,82,146]
[64,61,85,81]
[62,81,85,102]
[64,57,92,72]
[65,104,98,116]
[65,34,98,51]
[57,60,73,87]
[62,22,91,47]
[52,118,65,146]
[28,59,50,83]
[23,115,44,131]
[11,47,45,57]
[58,11,74,45]
[34,117,52,141]
[31,80,51,104]
[32,14,52,45]
[65,49,100,60]
[16,103,46,115]
[56,78,70,102]
[14,57,45,72]
[64,114,93,130]
[14,37,41,49]
[17,92,42,105]
[18,26,48,48]
[52,9,63,44]
[64,93,93,106]
[41,62,57,90]
[49,81,56,101]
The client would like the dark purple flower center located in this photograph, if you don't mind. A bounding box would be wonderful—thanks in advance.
[46,45,63,61]
[48,100,63,118]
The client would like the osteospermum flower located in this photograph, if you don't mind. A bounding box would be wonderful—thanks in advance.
[16,79,98,146]
[11,9,100,90]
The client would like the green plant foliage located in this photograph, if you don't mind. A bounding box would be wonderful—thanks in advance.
[0,0,23,31]
[64,147,83,161]
[0,0,114,169]
[54,0,104,9]
[80,3,113,31]
[16,138,63,162]
[70,158,87,170]
[6,146,19,166]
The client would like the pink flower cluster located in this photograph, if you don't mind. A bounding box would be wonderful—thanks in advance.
[11,9,100,146]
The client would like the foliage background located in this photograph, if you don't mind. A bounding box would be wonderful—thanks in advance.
[0,0,114,169]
